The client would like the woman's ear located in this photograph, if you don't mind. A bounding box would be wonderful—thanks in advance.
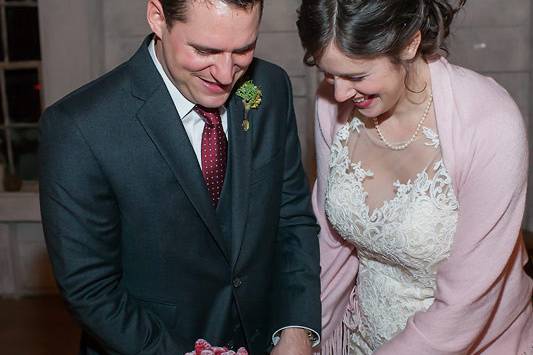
[400,31,422,61]
[147,0,166,39]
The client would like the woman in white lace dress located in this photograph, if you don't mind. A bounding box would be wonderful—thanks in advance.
[297,1,533,354]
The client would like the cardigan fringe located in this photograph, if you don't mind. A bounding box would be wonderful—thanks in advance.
[314,317,352,355]
[315,294,358,355]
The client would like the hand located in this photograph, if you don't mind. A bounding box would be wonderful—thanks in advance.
[270,328,312,355]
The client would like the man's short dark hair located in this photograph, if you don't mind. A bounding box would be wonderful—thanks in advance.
[160,0,264,27]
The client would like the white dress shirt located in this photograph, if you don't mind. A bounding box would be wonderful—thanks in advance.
[148,39,228,167]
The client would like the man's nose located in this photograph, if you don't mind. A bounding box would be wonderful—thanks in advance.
[333,78,356,103]
[212,54,234,86]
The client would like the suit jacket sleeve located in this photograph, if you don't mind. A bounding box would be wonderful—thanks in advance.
[270,71,322,337]
[39,106,183,354]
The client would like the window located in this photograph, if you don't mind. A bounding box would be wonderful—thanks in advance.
[0,0,41,190]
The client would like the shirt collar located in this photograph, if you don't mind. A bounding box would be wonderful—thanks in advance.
[148,38,195,119]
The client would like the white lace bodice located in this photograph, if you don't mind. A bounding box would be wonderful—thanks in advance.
[325,118,459,353]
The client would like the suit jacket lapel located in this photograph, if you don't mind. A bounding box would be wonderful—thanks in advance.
[227,94,252,267]
[129,38,230,261]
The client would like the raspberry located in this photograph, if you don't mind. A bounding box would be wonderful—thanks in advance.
[195,339,211,354]
[211,346,229,354]
[236,347,248,355]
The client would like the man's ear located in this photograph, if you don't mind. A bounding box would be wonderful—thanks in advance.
[400,31,422,61]
[147,0,166,39]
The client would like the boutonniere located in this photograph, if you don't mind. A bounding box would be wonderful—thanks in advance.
[236,80,262,131]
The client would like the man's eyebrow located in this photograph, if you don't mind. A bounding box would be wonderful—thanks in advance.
[189,40,257,54]
[233,40,257,53]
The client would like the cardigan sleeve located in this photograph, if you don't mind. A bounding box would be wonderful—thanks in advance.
[312,82,359,348]
[375,83,533,354]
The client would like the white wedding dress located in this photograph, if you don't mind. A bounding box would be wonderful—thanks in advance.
[324,116,459,354]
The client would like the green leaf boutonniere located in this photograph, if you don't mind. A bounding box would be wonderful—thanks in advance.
[236,80,262,131]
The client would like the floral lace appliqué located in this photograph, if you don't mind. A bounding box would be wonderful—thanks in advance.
[423,126,440,149]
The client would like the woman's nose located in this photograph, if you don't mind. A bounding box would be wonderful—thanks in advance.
[333,78,356,103]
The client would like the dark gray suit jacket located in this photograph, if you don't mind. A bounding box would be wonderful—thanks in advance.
[39,36,320,355]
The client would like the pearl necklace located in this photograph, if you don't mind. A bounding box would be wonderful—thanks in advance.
[372,93,433,151]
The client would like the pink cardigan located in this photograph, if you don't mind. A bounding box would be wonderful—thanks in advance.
[312,57,533,354]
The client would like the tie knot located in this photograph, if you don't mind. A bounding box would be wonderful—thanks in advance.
[194,105,221,126]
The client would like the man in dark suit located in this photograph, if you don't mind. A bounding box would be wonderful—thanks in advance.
[39,0,320,354]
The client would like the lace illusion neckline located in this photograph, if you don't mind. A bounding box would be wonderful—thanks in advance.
[331,119,448,221]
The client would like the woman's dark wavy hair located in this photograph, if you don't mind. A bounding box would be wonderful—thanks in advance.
[161,0,263,26]
[297,0,466,66]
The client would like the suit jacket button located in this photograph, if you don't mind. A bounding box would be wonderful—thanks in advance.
[232,278,242,288]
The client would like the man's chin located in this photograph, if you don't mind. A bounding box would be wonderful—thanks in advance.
[195,93,232,108]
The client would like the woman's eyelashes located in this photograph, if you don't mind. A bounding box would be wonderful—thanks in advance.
[348,75,366,82]
[323,72,367,83]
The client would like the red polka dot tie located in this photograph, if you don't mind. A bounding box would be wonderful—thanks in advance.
[194,105,228,207]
